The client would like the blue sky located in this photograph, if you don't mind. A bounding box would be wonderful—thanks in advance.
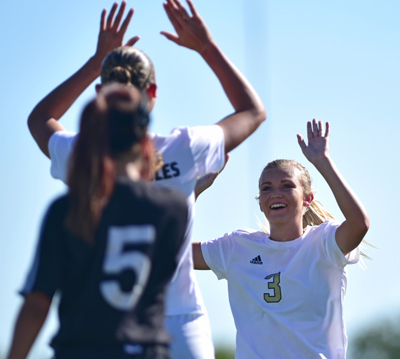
[1,0,399,357]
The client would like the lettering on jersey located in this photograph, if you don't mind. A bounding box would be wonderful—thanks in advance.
[264,272,282,303]
[155,161,181,181]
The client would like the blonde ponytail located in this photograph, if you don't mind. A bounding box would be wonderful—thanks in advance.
[302,200,334,228]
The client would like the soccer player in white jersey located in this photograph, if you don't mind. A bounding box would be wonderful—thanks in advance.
[27,1,266,358]
[193,120,370,359]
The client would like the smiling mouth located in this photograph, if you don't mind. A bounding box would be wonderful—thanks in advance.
[270,204,287,210]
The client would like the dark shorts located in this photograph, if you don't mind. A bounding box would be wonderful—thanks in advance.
[54,343,170,359]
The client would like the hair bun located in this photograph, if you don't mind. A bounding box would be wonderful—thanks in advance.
[108,66,131,84]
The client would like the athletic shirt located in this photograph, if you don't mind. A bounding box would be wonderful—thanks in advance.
[201,220,360,359]
[21,181,188,356]
[48,126,225,315]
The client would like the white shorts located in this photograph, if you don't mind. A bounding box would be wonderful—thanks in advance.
[165,313,215,359]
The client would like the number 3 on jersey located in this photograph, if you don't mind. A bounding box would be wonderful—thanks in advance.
[100,225,156,311]
[264,272,282,303]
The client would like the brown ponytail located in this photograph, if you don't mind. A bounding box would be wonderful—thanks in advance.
[65,94,109,242]
[65,84,151,243]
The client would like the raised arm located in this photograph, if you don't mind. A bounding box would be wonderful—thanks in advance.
[6,292,51,359]
[195,153,229,198]
[297,119,370,256]
[28,1,139,158]
[161,0,266,153]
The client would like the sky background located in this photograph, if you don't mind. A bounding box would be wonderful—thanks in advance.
[1,0,399,358]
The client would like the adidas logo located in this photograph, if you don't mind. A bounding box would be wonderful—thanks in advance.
[250,255,263,265]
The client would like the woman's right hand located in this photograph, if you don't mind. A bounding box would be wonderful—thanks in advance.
[94,1,140,65]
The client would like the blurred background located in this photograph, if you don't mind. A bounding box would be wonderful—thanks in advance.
[1,0,399,358]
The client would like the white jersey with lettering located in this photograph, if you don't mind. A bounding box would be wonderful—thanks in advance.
[201,220,360,359]
[49,125,225,359]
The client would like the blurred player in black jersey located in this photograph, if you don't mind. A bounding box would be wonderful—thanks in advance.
[6,83,188,359]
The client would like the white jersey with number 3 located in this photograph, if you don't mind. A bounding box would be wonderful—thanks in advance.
[201,220,360,359]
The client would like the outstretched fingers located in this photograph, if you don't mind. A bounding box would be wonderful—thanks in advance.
[325,121,330,138]
[314,118,330,138]
[106,2,119,29]
[100,9,107,32]
[186,0,200,19]
[310,118,328,138]
[311,118,319,137]
[174,0,191,19]
[307,120,313,139]
[297,134,307,151]
[112,1,128,31]
[103,1,133,34]
[119,7,134,35]
[95,2,137,61]
[163,1,183,32]
[169,0,189,29]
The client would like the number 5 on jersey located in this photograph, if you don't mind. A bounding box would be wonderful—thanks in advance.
[100,225,156,311]
[264,272,282,303]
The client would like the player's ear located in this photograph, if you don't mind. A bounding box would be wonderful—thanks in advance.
[303,193,314,207]
[146,84,157,99]
[95,84,102,93]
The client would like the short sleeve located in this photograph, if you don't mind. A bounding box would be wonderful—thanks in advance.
[49,131,78,184]
[322,220,360,268]
[188,125,225,178]
[201,232,233,280]
[21,199,66,298]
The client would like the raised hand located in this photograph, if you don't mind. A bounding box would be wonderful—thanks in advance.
[161,0,213,53]
[94,1,139,63]
[297,119,330,165]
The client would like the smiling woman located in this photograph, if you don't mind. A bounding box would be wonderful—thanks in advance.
[192,119,370,359]
[257,159,335,239]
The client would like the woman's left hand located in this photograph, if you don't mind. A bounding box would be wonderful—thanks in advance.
[298,119,370,256]
[297,119,330,165]
[161,0,213,54]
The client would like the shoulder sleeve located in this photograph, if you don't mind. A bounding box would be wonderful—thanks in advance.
[49,131,78,184]
[188,125,225,178]
[201,232,234,280]
[320,220,360,268]
[21,198,67,298]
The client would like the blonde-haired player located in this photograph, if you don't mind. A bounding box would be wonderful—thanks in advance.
[194,120,369,359]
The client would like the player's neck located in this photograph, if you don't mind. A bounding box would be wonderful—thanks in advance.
[269,222,304,242]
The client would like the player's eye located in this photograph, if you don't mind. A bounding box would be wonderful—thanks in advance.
[283,184,293,189]
[261,186,272,192]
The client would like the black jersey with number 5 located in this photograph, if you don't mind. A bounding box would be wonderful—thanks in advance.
[21,180,187,354]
